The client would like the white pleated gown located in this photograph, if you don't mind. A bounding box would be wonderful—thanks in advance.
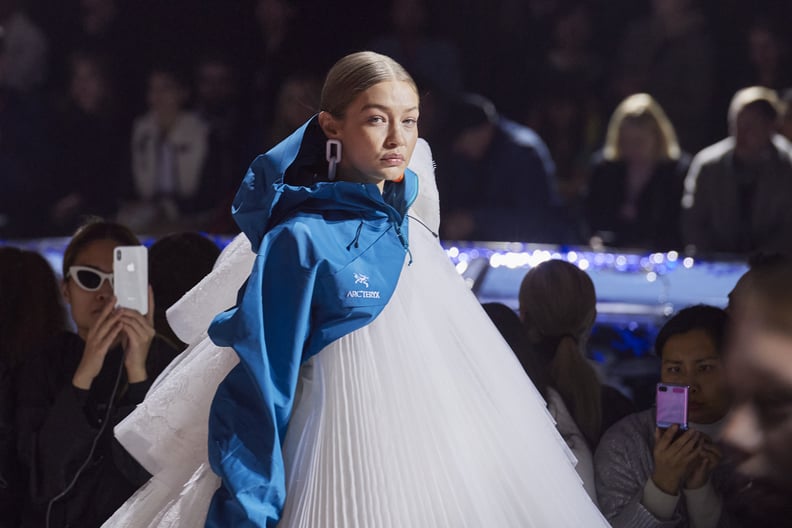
[104,141,609,527]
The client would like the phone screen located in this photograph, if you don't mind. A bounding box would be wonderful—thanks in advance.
[655,382,689,431]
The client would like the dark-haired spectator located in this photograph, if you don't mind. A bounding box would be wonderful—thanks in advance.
[585,93,690,249]
[682,86,792,255]
[121,66,209,233]
[519,259,634,500]
[0,247,68,528]
[595,305,737,528]
[15,220,179,527]
[737,16,792,94]
[436,93,564,242]
[50,51,126,234]
[260,72,321,152]
[148,231,220,351]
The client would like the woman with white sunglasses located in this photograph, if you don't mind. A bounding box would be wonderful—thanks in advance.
[15,220,179,528]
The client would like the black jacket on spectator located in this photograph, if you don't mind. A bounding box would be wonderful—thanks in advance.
[16,332,178,528]
[585,153,690,250]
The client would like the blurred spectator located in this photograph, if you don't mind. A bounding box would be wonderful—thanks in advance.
[736,16,792,93]
[595,305,738,527]
[50,51,126,234]
[15,220,179,527]
[0,28,53,238]
[682,86,792,255]
[519,259,634,499]
[194,53,251,210]
[122,65,209,233]
[368,0,462,97]
[0,0,47,93]
[148,231,220,350]
[261,72,321,152]
[612,0,716,152]
[435,93,565,242]
[483,300,599,499]
[0,247,67,528]
[585,93,690,249]
[720,255,792,523]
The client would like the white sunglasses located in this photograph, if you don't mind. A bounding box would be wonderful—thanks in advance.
[67,266,114,291]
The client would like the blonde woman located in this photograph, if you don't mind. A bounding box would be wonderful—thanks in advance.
[585,93,690,249]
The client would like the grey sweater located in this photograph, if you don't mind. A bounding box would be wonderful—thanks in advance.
[594,408,739,528]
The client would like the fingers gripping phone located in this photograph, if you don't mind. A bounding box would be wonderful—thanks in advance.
[113,246,148,314]
[655,382,689,431]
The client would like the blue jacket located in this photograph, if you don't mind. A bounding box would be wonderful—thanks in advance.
[205,116,418,527]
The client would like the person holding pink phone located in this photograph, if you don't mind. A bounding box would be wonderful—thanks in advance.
[15,220,179,528]
[594,305,736,528]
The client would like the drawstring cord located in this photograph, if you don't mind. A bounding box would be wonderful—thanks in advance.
[407,214,438,238]
[346,220,364,251]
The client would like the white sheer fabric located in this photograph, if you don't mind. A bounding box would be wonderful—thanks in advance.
[104,140,609,527]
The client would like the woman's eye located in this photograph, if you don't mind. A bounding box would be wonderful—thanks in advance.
[368,116,385,124]
[403,117,418,127]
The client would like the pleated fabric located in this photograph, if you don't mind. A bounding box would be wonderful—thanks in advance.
[104,219,608,527]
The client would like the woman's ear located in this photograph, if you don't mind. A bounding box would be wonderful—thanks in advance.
[61,279,72,305]
[318,111,342,139]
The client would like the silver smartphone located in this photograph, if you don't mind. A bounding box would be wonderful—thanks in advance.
[113,245,148,314]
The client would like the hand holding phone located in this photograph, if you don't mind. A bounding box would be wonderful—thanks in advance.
[113,246,149,314]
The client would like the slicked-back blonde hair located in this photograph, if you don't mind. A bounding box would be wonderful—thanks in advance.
[320,51,418,118]
[603,93,680,162]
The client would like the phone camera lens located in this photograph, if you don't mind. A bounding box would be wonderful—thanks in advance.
[116,250,121,260]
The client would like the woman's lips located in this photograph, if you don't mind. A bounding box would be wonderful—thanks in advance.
[381,154,404,166]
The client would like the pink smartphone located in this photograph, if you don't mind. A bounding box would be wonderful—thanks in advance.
[655,382,689,431]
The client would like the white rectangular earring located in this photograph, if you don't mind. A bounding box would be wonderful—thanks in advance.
[326,139,342,181]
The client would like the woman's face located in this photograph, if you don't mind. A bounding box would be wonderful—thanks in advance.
[70,58,107,113]
[324,80,419,188]
[62,238,116,338]
[147,72,187,116]
[618,120,659,165]
[660,329,731,424]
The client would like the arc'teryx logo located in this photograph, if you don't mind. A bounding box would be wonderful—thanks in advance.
[346,272,380,299]
[353,272,369,288]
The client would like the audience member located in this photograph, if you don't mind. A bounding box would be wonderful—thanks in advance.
[148,231,220,350]
[595,305,737,527]
[260,71,321,152]
[682,86,792,255]
[483,300,600,499]
[519,259,634,499]
[435,93,565,242]
[585,93,690,249]
[368,0,463,97]
[611,0,717,152]
[50,51,126,234]
[0,28,52,238]
[718,254,792,524]
[15,220,179,527]
[0,0,47,93]
[0,247,67,528]
[723,255,792,484]
[737,16,792,93]
[122,65,209,233]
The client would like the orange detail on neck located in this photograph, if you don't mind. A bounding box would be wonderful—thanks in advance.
[393,173,404,183]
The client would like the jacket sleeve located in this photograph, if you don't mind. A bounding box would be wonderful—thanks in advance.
[15,347,101,502]
[594,422,681,528]
[205,224,319,528]
[681,153,715,251]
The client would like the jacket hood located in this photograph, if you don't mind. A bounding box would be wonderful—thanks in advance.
[232,116,419,252]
